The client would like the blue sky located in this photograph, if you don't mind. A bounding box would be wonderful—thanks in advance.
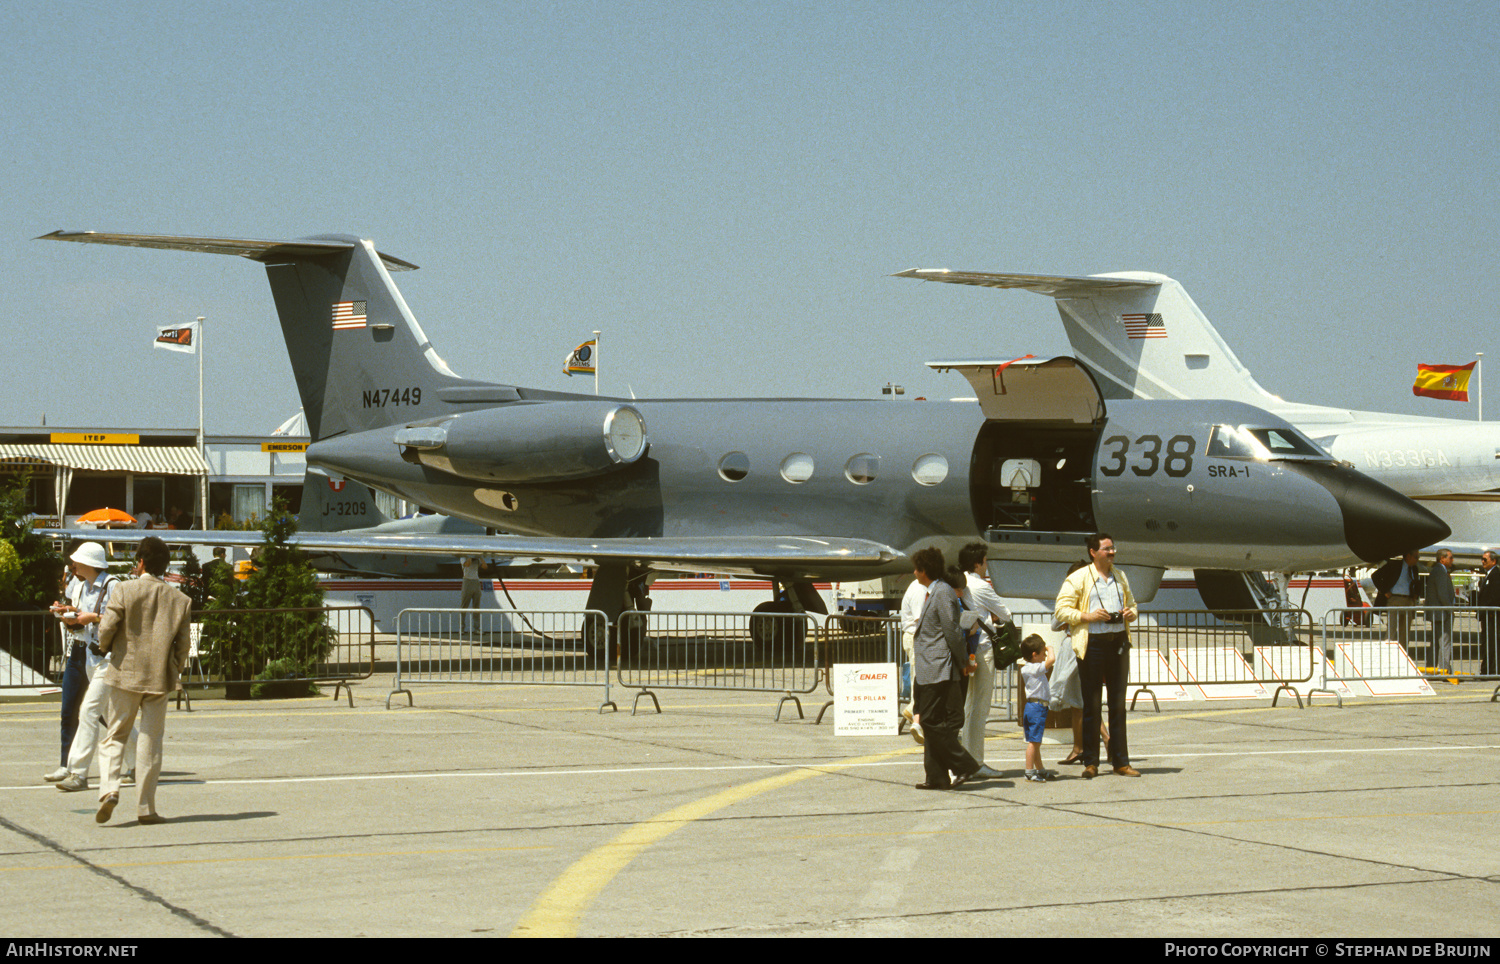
[6,0,1497,432]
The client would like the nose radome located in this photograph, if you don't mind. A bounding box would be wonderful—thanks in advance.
[1282,462,1451,562]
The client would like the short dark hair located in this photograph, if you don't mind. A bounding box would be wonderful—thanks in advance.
[958,542,988,572]
[1086,533,1113,554]
[138,536,171,576]
[1021,634,1046,660]
[911,547,945,580]
[213,546,227,559]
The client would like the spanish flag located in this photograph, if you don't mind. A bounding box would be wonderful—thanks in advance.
[1413,362,1476,402]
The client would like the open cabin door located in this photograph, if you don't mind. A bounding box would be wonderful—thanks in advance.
[930,355,1107,424]
[929,356,1124,599]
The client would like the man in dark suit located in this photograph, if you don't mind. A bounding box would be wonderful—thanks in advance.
[1372,551,1422,652]
[1476,551,1500,677]
[202,547,233,599]
[1425,549,1455,675]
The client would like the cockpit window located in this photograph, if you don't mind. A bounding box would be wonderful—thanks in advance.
[1208,425,1330,460]
[1249,427,1325,457]
[1207,425,1260,459]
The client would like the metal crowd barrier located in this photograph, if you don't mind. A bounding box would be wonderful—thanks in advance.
[192,605,375,707]
[379,602,1500,720]
[0,610,64,691]
[1125,608,1319,708]
[389,608,615,712]
[1006,608,1322,710]
[613,609,822,716]
[1320,606,1500,702]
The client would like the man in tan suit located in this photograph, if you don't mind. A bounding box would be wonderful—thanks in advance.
[94,536,191,825]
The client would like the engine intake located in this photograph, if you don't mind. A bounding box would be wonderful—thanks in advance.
[393,402,647,483]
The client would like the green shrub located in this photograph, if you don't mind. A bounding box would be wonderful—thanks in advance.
[200,500,333,697]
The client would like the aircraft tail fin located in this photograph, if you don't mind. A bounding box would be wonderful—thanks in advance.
[298,467,394,532]
[38,231,524,441]
[894,268,1280,406]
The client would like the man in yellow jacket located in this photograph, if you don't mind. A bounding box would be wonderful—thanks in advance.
[1054,533,1140,779]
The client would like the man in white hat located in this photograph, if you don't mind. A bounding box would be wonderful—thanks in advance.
[45,543,133,786]
[48,541,139,793]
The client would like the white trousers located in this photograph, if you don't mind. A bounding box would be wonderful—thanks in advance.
[98,687,167,816]
[960,639,995,764]
[66,661,137,779]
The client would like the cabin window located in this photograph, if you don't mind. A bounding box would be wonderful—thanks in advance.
[844,454,879,485]
[912,454,948,486]
[780,453,814,483]
[718,452,749,482]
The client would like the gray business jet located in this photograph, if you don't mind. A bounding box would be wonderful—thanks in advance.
[39,232,1445,628]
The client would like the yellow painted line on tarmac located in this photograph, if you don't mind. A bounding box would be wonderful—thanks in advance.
[503,698,1500,938]
[508,746,920,938]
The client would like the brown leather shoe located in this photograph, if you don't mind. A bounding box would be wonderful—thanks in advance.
[95,793,118,824]
[1113,765,1142,777]
[1081,765,1098,779]
[137,813,166,825]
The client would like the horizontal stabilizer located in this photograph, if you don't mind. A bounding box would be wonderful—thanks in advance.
[892,268,1160,296]
[36,230,418,272]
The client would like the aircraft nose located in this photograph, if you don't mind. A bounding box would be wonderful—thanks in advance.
[1282,462,1451,563]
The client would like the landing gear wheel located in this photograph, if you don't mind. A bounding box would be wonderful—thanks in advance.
[749,601,807,664]
[582,614,612,667]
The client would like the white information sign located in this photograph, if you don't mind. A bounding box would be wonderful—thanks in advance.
[833,662,899,735]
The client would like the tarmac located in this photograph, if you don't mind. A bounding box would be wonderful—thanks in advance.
[0,678,1497,939]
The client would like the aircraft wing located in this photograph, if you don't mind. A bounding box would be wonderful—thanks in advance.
[892,268,1160,295]
[42,529,902,575]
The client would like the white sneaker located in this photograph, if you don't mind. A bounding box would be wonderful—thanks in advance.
[43,766,69,783]
[910,721,925,745]
[56,774,88,792]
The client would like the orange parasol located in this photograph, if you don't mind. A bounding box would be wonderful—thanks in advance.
[75,507,136,528]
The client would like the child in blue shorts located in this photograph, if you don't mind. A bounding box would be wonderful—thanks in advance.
[1017,634,1056,783]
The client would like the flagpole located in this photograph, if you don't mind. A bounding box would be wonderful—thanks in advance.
[1478,352,1484,422]
[593,328,601,396]
[197,316,208,529]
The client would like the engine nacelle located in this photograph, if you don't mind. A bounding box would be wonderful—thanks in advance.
[393,402,648,483]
